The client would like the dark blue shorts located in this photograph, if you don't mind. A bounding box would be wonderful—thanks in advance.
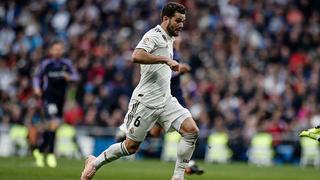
[43,95,64,120]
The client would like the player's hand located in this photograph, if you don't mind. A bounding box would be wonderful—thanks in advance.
[179,63,191,73]
[34,87,42,97]
[166,59,180,71]
[63,72,71,81]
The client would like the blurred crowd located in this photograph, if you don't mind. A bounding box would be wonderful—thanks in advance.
[0,0,320,154]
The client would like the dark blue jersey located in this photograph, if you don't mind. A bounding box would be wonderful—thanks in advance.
[33,58,78,98]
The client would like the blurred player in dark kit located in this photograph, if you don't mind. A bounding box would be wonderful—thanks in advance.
[33,41,78,167]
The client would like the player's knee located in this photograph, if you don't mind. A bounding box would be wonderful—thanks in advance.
[180,117,199,135]
[124,140,140,154]
[125,143,139,154]
[190,125,199,135]
[183,124,199,136]
[181,126,199,145]
[149,125,162,137]
[182,133,199,146]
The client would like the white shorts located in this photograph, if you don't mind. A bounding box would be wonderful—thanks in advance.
[120,96,192,142]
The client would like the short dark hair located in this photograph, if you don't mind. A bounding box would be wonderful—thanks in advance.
[161,2,186,22]
[50,40,64,47]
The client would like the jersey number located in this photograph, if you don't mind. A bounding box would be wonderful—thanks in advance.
[134,116,141,127]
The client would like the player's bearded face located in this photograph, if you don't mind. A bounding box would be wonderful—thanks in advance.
[167,13,185,37]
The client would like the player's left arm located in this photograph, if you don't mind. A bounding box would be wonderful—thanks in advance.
[33,59,49,97]
[63,59,79,81]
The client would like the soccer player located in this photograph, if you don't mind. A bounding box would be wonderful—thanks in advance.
[33,41,78,167]
[115,37,204,175]
[81,2,199,180]
[299,126,320,142]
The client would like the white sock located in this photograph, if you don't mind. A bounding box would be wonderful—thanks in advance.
[93,141,130,169]
[173,133,198,179]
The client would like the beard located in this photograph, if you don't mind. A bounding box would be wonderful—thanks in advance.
[167,20,181,37]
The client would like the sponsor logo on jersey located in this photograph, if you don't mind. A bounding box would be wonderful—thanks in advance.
[143,38,149,44]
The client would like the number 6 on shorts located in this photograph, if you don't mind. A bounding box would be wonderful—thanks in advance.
[134,116,141,127]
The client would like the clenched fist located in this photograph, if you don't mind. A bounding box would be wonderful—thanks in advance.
[166,59,180,71]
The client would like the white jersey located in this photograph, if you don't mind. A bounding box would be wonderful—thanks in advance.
[131,25,175,108]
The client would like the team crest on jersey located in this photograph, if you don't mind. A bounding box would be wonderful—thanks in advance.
[129,127,135,134]
[143,38,149,43]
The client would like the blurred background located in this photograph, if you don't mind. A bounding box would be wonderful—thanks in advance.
[0,0,320,167]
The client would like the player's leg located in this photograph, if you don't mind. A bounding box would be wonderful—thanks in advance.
[30,113,44,167]
[299,126,320,142]
[46,98,65,168]
[29,124,39,152]
[149,123,163,137]
[81,138,140,180]
[81,100,156,180]
[34,99,55,167]
[149,123,203,175]
[45,118,60,168]
[159,97,199,180]
[95,137,139,168]
[172,117,199,180]
[115,123,162,143]
[94,101,156,166]
[117,121,204,176]
[38,97,63,168]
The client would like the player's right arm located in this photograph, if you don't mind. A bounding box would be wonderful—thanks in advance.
[132,49,179,71]
[33,60,49,97]
[132,33,179,71]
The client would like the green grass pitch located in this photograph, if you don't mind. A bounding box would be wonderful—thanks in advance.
[0,157,319,180]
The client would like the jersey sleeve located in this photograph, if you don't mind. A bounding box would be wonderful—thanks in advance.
[33,59,49,89]
[63,59,79,81]
[135,33,159,53]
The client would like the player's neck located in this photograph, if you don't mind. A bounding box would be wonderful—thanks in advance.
[160,24,171,38]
